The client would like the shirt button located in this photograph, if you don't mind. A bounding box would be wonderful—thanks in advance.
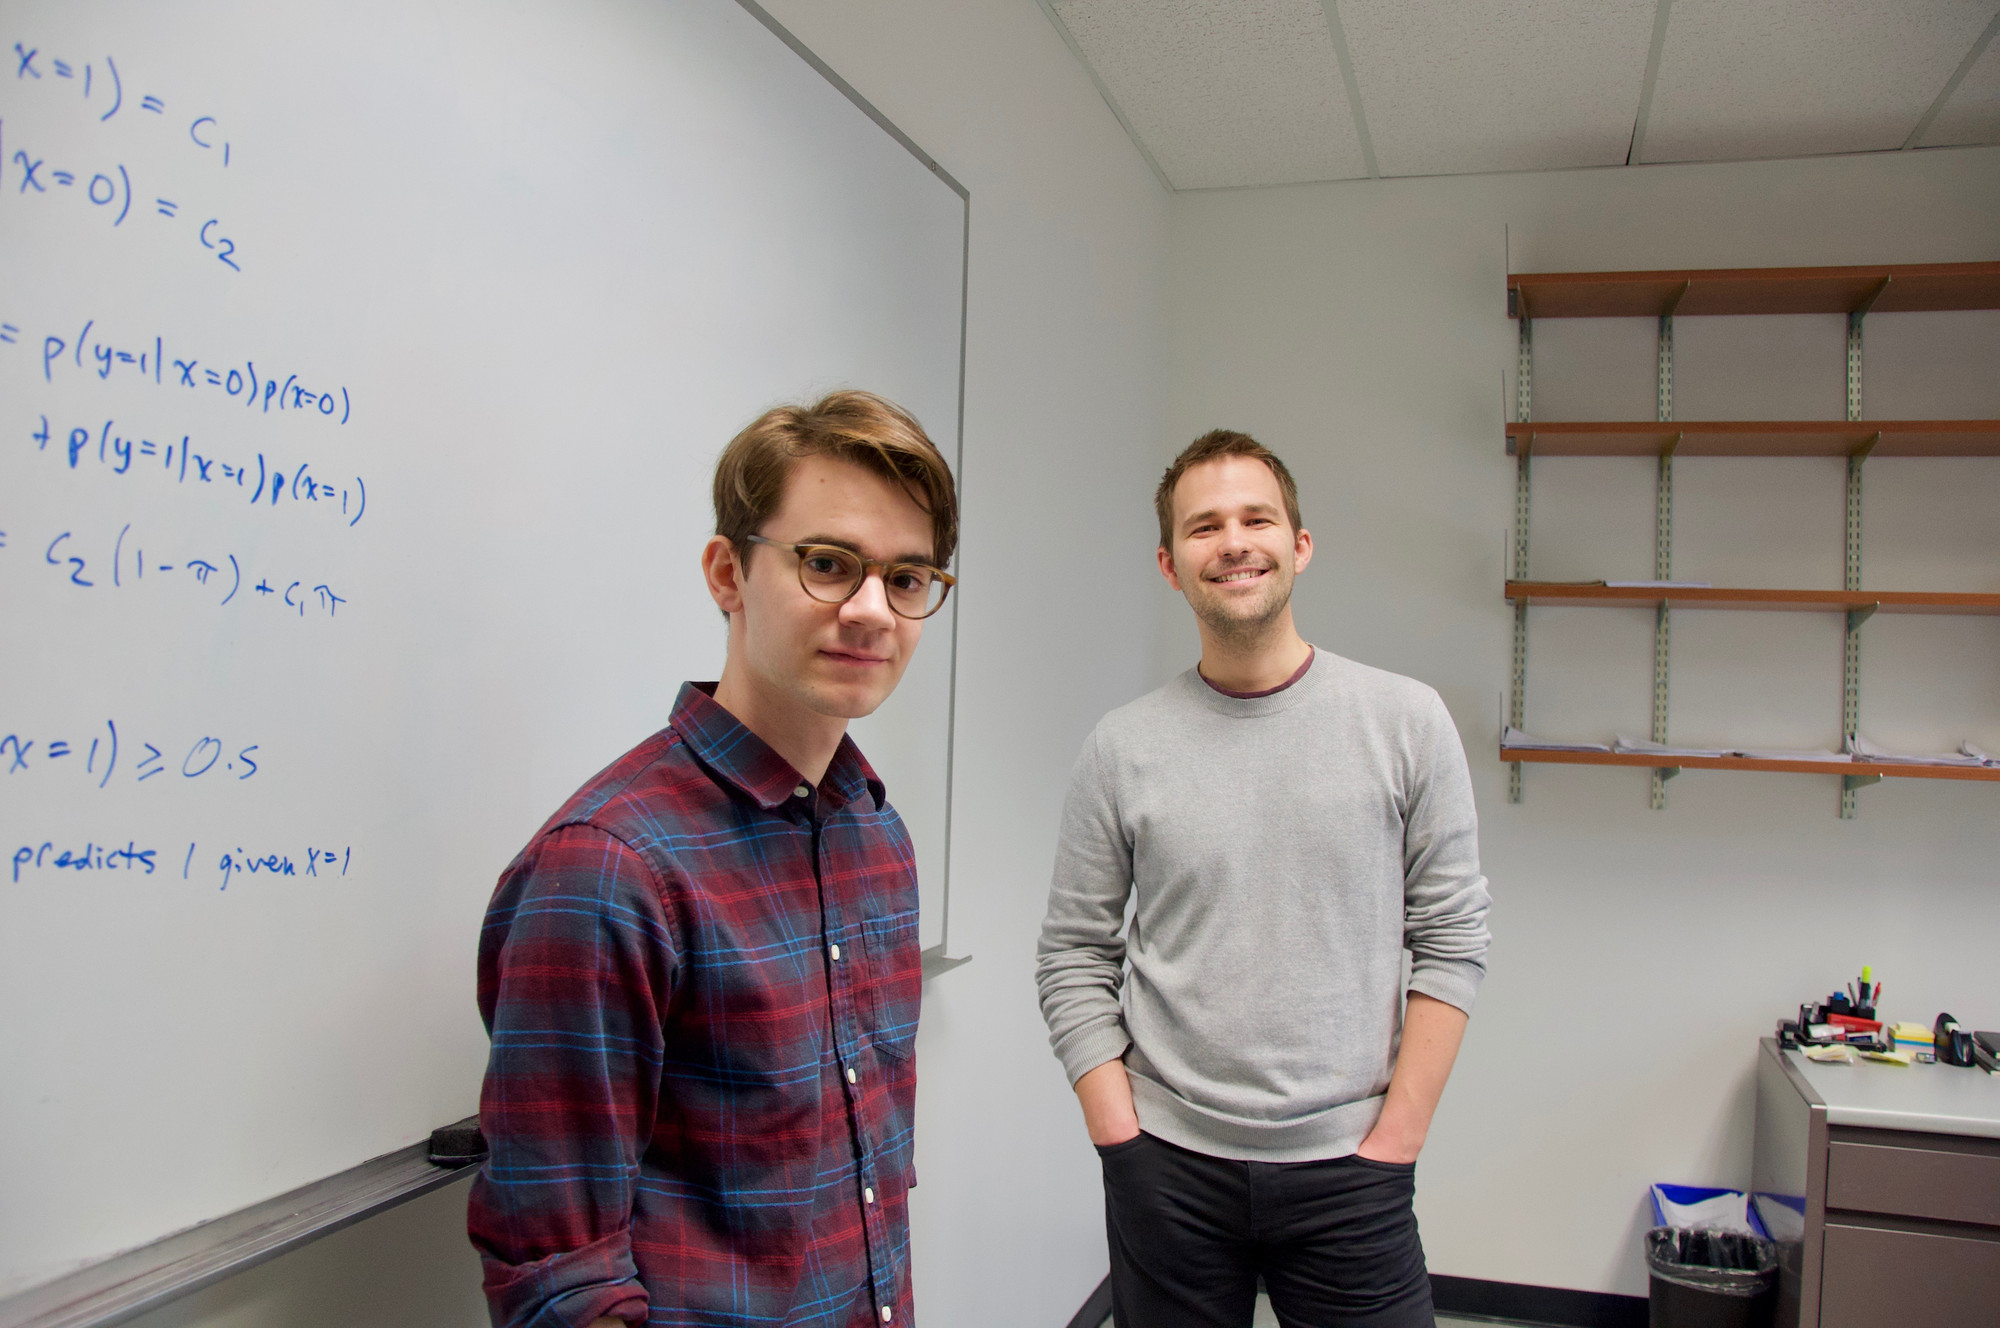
[794,784,811,799]
[881,1309,893,1323]
[830,943,842,961]
[864,1186,875,1204]
[846,1067,858,1084]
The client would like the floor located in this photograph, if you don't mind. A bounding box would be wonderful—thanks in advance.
[1092,1295,1538,1327]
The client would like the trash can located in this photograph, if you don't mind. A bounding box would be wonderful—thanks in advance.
[1645,1226,1778,1328]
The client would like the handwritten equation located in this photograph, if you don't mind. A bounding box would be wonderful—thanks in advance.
[3,123,244,272]
[10,42,235,162]
[7,38,244,273]
[32,415,367,527]
[215,843,350,891]
[2,718,259,789]
[5,43,370,903]
[9,837,353,890]
[21,316,353,425]
[24,521,348,619]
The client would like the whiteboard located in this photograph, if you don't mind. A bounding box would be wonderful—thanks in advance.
[0,0,965,1295]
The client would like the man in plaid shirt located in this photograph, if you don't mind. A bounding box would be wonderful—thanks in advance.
[470,391,959,1328]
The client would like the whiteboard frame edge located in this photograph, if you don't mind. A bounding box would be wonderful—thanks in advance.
[728,0,976,970]
[731,0,970,202]
[0,1144,471,1328]
[932,184,971,970]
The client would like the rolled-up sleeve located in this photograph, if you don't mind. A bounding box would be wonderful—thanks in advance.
[470,824,677,1328]
[1401,693,1492,1016]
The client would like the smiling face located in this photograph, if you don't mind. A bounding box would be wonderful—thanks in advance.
[711,453,933,728]
[1158,454,1313,643]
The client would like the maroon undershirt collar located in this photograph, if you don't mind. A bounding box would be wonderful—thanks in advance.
[1199,645,1315,699]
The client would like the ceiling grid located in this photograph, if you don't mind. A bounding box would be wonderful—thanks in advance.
[1038,0,2000,190]
[1909,6,2000,147]
[1319,1,1380,177]
[1639,0,2000,163]
[1047,0,1368,188]
[1628,0,1676,165]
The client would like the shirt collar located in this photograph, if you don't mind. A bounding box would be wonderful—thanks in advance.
[1200,645,1315,699]
[671,682,885,813]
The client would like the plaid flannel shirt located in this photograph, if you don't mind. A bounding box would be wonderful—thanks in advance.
[470,682,921,1328]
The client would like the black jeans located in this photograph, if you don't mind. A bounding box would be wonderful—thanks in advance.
[1098,1132,1434,1328]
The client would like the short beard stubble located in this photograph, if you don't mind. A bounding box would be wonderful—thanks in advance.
[1185,560,1295,652]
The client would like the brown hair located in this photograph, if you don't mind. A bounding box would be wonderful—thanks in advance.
[713,389,958,568]
[1154,429,1302,550]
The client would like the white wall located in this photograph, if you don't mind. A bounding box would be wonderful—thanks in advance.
[117,3,1171,1327]
[1165,145,2000,1297]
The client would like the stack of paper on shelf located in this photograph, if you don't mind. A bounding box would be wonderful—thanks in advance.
[1848,734,1987,767]
[1501,726,1610,752]
[1731,747,1850,762]
[1493,731,1990,768]
[1614,735,1730,759]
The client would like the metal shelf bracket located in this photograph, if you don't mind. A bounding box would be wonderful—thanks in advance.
[1839,316,1869,818]
[1510,317,1532,804]
[1651,314,1675,811]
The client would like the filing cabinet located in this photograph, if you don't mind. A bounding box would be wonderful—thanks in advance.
[1752,1038,2000,1327]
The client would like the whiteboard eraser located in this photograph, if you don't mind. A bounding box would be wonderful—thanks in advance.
[428,1117,487,1167]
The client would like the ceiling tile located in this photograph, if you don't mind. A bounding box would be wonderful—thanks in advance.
[1918,25,2000,145]
[1641,0,2000,163]
[1050,0,1368,189]
[1340,0,1656,177]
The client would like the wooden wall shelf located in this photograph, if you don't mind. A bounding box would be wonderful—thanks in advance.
[1502,259,2000,815]
[1508,261,2000,320]
[1500,747,2000,783]
[1504,583,2000,615]
[1504,420,2000,458]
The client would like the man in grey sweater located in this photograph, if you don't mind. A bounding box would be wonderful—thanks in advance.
[1036,430,1491,1327]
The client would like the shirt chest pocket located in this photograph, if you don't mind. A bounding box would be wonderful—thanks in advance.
[853,907,920,1061]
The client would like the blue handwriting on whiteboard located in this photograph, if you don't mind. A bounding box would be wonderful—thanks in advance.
[10,838,157,883]
[1,719,259,789]
[32,416,367,527]
[9,840,352,888]
[1,126,242,271]
[32,522,348,618]
[215,843,351,890]
[25,319,348,422]
[10,41,234,163]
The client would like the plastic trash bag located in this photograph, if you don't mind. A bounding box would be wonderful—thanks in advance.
[1645,1227,1777,1296]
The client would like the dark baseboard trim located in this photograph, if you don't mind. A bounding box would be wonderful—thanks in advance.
[1065,1273,1645,1328]
[1063,1276,1113,1328]
[1431,1274,1647,1328]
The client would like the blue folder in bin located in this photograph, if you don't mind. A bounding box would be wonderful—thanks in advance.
[1649,1183,1772,1239]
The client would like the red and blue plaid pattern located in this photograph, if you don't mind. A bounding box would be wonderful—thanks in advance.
[471,682,921,1327]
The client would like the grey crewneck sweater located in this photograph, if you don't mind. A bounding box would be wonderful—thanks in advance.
[1035,651,1491,1162]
